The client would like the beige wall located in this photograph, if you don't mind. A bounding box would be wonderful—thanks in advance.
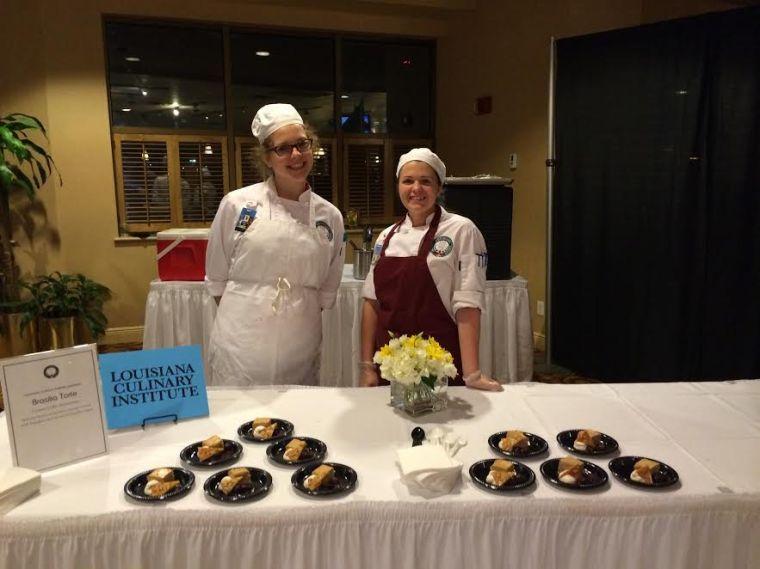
[1,0,742,347]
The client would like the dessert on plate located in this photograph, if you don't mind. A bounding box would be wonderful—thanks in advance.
[144,468,180,497]
[573,429,602,452]
[219,467,253,495]
[557,456,584,484]
[251,418,279,440]
[304,464,335,491]
[499,430,529,452]
[486,459,516,487]
[283,438,307,462]
[197,435,225,461]
[631,458,660,485]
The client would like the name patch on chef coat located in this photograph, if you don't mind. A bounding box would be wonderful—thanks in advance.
[315,220,334,242]
[430,236,454,257]
[235,206,257,232]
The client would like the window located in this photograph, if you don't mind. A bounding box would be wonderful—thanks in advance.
[105,19,435,234]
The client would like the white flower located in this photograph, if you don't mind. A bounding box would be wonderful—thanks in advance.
[373,333,458,386]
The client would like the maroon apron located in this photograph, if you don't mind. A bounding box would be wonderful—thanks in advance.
[373,205,464,386]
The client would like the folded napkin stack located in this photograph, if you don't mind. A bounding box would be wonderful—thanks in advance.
[0,467,41,514]
[397,445,462,496]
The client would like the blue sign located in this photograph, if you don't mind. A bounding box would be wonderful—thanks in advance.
[98,345,209,429]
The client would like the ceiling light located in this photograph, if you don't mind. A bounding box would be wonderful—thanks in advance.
[255,51,270,57]
[125,56,140,62]
[172,109,180,117]
[141,90,148,96]
[340,95,349,99]
[170,101,180,109]
[121,108,132,112]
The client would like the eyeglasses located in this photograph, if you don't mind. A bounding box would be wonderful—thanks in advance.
[266,138,314,157]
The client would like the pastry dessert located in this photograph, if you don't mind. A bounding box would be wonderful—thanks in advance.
[498,430,530,452]
[197,435,225,462]
[147,467,175,483]
[486,459,516,487]
[304,464,335,491]
[283,438,307,462]
[573,429,602,452]
[143,467,180,496]
[144,480,180,496]
[557,456,584,484]
[218,467,253,495]
[251,418,279,440]
[631,458,660,485]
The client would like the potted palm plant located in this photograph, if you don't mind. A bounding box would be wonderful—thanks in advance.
[21,272,111,349]
[0,113,61,355]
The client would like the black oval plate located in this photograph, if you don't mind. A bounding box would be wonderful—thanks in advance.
[556,429,619,456]
[488,431,549,458]
[237,419,294,443]
[469,459,536,493]
[203,467,273,503]
[540,458,609,491]
[180,439,243,467]
[124,467,195,502]
[608,456,679,489]
[267,436,327,466]
[291,462,357,497]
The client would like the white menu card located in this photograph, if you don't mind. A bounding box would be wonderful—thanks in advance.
[1,344,108,471]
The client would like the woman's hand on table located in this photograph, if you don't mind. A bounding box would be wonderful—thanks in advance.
[463,369,503,392]
[359,362,380,387]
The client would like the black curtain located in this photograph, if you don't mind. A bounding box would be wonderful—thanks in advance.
[552,7,760,380]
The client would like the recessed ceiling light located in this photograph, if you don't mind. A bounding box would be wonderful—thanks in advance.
[255,51,270,57]
[340,95,349,99]
[172,109,180,116]
[125,56,140,62]
[141,90,148,96]
[121,108,132,112]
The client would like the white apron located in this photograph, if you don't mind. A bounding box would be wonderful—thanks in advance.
[208,187,333,386]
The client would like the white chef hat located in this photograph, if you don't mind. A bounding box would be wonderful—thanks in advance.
[396,148,446,184]
[251,103,304,143]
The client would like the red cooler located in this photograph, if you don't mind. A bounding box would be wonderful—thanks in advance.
[156,228,209,281]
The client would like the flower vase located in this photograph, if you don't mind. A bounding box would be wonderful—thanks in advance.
[401,377,448,416]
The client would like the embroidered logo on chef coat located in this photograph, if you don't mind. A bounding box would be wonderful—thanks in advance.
[430,236,454,257]
[315,220,334,242]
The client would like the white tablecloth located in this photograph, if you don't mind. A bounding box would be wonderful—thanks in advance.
[0,381,758,569]
[143,266,534,386]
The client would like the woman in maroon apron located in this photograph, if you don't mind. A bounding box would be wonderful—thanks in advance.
[359,148,502,391]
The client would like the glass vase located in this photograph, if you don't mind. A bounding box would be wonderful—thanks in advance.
[401,377,448,416]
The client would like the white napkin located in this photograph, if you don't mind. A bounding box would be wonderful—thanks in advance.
[0,467,41,514]
[397,445,462,496]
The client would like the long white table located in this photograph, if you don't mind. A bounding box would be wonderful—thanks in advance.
[142,266,534,385]
[1,381,758,569]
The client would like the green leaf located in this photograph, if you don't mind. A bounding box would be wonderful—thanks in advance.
[0,127,31,161]
[9,165,35,197]
[5,113,47,137]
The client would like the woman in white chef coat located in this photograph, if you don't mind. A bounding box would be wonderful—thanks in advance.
[205,103,344,386]
[359,148,501,391]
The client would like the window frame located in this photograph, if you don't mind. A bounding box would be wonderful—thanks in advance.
[104,16,436,234]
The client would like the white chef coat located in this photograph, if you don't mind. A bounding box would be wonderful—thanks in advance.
[205,178,344,386]
[362,207,487,320]
[205,179,344,309]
